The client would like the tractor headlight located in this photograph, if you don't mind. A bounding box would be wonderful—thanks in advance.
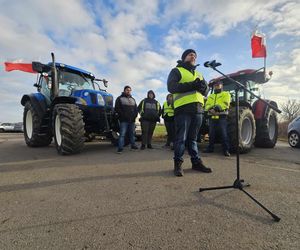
[97,94,105,106]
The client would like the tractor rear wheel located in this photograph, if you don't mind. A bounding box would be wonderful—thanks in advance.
[227,107,256,153]
[254,108,278,148]
[23,101,52,147]
[52,104,85,155]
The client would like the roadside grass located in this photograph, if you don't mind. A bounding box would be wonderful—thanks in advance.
[153,124,167,141]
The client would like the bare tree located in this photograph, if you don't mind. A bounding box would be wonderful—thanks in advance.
[280,99,300,122]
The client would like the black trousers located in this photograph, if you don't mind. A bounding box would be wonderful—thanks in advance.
[164,120,175,145]
[141,120,156,145]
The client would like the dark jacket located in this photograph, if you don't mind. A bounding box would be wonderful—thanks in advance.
[167,60,208,115]
[138,91,161,122]
[114,92,138,122]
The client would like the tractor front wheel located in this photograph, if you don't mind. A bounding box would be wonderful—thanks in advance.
[52,104,85,155]
[227,107,256,153]
[23,101,52,147]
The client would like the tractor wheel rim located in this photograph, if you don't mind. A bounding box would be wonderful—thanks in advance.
[268,115,276,140]
[26,110,33,139]
[55,115,62,146]
[289,133,299,146]
[241,117,252,145]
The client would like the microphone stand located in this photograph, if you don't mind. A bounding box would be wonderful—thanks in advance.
[199,62,281,222]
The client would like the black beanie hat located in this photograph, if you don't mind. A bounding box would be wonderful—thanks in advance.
[124,85,131,91]
[181,49,197,61]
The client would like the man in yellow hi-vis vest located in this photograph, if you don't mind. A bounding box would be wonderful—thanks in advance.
[167,49,212,176]
[204,82,231,156]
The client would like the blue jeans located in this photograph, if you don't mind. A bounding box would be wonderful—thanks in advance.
[174,113,203,163]
[207,117,230,152]
[118,122,135,150]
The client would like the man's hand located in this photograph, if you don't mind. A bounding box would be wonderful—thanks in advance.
[208,109,217,115]
[213,105,222,112]
[194,78,208,96]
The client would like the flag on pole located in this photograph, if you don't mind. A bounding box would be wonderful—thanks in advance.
[4,62,37,73]
[251,30,267,58]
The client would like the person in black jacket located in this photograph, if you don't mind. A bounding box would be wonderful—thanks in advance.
[167,49,212,176]
[138,90,161,149]
[114,85,139,154]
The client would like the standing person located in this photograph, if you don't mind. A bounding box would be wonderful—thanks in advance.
[204,82,231,156]
[114,85,139,154]
[162,94,175,149]
[167,49,212,176]
[138,90,161,150]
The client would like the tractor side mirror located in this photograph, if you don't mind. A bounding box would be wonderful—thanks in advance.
[95,78,108,88]
[103,79,108,88]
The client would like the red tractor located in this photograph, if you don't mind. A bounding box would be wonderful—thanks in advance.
[201,68,278,153]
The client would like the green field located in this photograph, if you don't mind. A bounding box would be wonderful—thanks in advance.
[153,124,167,138]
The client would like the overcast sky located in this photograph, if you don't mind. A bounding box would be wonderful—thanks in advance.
[0,0,299,122]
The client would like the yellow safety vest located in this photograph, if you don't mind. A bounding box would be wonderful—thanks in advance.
[205,91,231,119]
[163,101,174,117]
[173,67,205,109]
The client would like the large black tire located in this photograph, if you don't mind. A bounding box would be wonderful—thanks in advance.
[52,104,85,155]
[254,108,278,148]
[227,107,256,153]
[23,101,52,147]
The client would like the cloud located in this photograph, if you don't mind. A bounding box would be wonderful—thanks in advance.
[265,48,300,104]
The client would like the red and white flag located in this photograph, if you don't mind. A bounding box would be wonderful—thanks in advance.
[251,30,267,58]
[4,62,37,73]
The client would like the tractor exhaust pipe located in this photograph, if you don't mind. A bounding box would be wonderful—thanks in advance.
[51,52,59,99]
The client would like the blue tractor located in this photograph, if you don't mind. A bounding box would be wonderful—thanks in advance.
[21,53,119,154]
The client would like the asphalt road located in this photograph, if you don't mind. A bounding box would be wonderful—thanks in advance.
[0,133,299,250]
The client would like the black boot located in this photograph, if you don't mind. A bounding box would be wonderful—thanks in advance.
[174,160,184,177]
[192,160,212,173]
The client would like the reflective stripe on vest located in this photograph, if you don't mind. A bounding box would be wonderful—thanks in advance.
[163,101,174,117]
[141,100,160,114]
[173,67,204,109]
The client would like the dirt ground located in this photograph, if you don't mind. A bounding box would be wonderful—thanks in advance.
[0,133,299,250]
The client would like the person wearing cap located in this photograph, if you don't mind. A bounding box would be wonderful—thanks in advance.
[138,90,161,149]
[114,85,139,154]
[162,94,175,149]
[204,81,231,156]
[167,49,212,176]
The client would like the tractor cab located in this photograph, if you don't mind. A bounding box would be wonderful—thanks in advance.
[37,63,111,106]
[208,69,270,106]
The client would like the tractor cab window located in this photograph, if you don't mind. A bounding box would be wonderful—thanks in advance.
[58,71,94,96]
[39,75,51,103]
[222,82,244,102]
[246,80,261,103]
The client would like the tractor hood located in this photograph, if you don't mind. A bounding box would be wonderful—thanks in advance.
[72,89,113,108]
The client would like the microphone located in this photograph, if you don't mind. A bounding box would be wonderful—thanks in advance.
[204,60,222,68]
